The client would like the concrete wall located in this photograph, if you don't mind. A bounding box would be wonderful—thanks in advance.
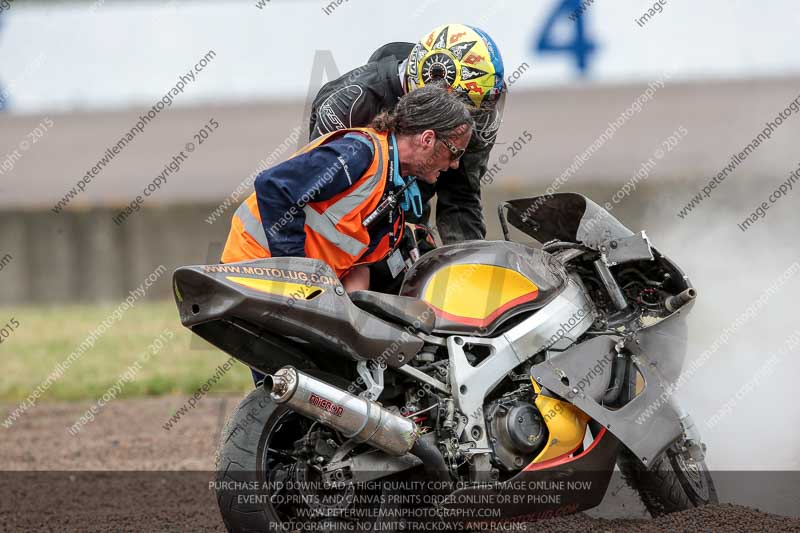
[2,175,795,305]
[0,205,227,304]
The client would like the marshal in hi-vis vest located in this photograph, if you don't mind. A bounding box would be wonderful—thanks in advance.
[221,128,404,278]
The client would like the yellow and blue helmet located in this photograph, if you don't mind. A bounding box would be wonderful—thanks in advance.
[406,23,506,143]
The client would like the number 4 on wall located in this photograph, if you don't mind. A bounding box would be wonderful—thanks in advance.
[534,0,598,75]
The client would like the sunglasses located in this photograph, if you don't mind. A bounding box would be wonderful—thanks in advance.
[436,137,466,161]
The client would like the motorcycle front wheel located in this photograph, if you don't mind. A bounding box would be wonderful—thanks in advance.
[617,445,718,517]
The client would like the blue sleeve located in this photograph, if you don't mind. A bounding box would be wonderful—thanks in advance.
[254,134,374,257]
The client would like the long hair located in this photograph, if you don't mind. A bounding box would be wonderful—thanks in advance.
[371,84,473,138]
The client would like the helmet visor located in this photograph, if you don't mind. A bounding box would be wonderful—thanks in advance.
[469,87,505,146]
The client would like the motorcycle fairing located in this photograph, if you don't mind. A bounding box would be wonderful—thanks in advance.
[529,378,589,464]
[636,294,694,383]
[532,335,683,466]
[502,193,634,249]
[172,257,422,370]
[225,275,325,300]
[442,426,619,521]
[401,241,567,336]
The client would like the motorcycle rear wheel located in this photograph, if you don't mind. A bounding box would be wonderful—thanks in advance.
[618,445,718,517]
[215,372,408,533]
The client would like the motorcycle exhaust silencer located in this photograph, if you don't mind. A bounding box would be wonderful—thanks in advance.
[265,366,418,457]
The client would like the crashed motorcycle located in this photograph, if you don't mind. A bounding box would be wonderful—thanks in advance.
[173,193,716,531]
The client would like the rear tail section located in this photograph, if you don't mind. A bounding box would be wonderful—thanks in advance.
[172,257,421,374]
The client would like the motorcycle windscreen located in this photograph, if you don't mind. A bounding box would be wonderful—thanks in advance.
[504,193,634,249]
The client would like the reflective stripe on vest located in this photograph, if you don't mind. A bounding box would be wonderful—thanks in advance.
[235,202,270,252]
[303,207,366,256]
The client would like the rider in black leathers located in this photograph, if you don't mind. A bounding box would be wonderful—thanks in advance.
[309,25,506,249]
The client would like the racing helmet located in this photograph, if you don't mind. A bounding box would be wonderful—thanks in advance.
[406,23,506,144]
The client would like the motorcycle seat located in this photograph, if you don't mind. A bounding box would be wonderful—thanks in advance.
[349,291,435,334]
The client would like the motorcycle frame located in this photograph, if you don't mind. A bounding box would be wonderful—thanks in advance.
[436,277,595,478]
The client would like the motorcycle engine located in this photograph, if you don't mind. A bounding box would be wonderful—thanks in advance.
[486,397,547,471]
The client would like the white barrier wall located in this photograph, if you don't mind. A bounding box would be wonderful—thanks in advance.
[0,0,799,113]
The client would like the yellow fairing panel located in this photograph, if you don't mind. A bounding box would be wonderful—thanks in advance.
[422,264,538,327]
[530,379,589,464]
[226,276,323,299]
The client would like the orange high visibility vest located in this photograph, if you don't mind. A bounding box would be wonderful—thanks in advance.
[221,128,404,278]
